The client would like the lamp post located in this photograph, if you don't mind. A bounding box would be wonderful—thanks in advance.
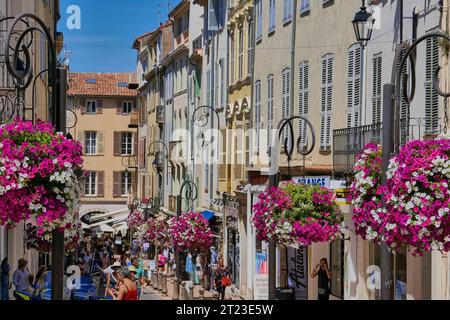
[173,180,198,300]
[267,116,316,300]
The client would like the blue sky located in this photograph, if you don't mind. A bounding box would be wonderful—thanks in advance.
[58,0,170,72]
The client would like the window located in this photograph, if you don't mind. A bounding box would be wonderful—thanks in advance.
[255,80,261,151]
[121,171,132,196]
[87,100,97,113]
[121,132,133,155]
[248,21,254,76]
[425,35,439,134]
[330,239,344,299]
[268,0,276,33]
[372,54,382,125]
[300,0,310,14]
[238,28,244,80]
[84,171,97,196]
[283,0,293,24]
[122,101,133,114]
[85,131,97,155]
[298,61,309,149]
[220,58,226,107]
[347,44,362,128]
[281,68,291,147]
[267,75,274,149]
[256,0,263,41]
[320,54,333,149]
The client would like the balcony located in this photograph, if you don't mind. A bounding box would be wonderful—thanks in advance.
[156,105,164,123]
[333,118,445,176]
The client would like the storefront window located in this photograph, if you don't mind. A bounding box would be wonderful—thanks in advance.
[330,239,344,298]
[368,242,381,300]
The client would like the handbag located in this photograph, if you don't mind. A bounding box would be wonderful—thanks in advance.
[221,276,231,287]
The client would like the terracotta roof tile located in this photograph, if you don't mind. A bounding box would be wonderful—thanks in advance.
[67,72,137,97]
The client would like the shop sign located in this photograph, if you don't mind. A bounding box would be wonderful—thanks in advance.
[287,246,308,300]
[254,274,269,300]
[292,176,331,188]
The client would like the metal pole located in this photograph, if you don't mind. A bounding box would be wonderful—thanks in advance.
[51,68,67,300]
[380,83,395,300]
[222,193,228,267]
[173,195,182,300]
[268,145,279,300]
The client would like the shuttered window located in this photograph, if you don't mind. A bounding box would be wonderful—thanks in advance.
[238,29,244,80]
[372,53,382,125]
[425,36,439,135]
[298,61,309,149]
[281,68,291,148]
[269,0,276,33]
[230,34,235,84]
[121,171,132,196]
[84,171,97,196]
[121,132,133,155]
[267,75,274,150]
[87,100,97,114]
[283,0,293,23]
[320,54,333,149]
[85,131,97,155]
[255,80,261,152]
[248,20,254,76]
[256,0,262,41]
[347,44,362,128]
[395,46,409,144]
[97,171,104,197]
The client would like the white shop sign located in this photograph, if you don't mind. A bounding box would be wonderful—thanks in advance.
[253,274,269,300]
[292,176,331,188]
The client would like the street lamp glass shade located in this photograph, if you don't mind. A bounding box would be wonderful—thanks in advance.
[152,153,164,174]
[352,6,375,47]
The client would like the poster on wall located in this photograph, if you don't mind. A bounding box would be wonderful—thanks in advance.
[254,274,269,300]
[287,246,308,300]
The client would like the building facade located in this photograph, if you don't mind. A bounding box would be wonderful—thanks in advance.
[67,72,138,234]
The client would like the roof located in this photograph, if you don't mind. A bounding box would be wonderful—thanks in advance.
[67,73,137,97]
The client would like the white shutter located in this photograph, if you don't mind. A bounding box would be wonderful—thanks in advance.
[299,61,309,148]
[267,75,274,150]
[255,80,261,151]
[347,45,361,128]
[321,54,333,149]
[372,54,382,125]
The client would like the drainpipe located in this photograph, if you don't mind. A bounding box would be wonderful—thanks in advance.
[189,58,198,184]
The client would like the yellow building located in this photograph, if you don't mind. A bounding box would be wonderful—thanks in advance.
[225,0,254,194]
[67,72,138,234]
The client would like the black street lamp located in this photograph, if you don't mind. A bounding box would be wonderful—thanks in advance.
[148,141,169,176]
[352,0,375,48]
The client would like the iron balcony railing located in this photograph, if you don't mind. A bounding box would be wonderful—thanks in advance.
[333,118,445,175]
[193,35,202,52]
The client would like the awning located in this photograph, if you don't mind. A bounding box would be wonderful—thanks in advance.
[202,210,215,221]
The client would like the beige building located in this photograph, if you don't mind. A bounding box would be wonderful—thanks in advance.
[67,72,138,234]
[0,0,63,290]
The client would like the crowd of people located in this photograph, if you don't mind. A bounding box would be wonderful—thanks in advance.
[0,231,234,300]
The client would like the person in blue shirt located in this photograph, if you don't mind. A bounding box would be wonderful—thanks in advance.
[12,259,30,294]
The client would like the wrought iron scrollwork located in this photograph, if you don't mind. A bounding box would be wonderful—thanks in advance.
[277,116,316,174]
[192,105,220,148]
[0,13,57,125]
[179,180,198,211]
[396,32,450,134]
[148,140,168,175]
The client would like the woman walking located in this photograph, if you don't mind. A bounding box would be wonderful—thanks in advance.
[215,257,231,300]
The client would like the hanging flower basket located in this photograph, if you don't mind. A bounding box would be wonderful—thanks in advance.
[350,140,450,255]
[253,182,344,246]
[127,207,145,229]
[384,139,450,254]
[348,144,387,242]
[169,211,214,251]
[24,216,82,253]
[141,218,170,246]
[0,119,84,234]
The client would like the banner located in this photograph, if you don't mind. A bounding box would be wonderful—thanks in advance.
[287,246,308,300]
